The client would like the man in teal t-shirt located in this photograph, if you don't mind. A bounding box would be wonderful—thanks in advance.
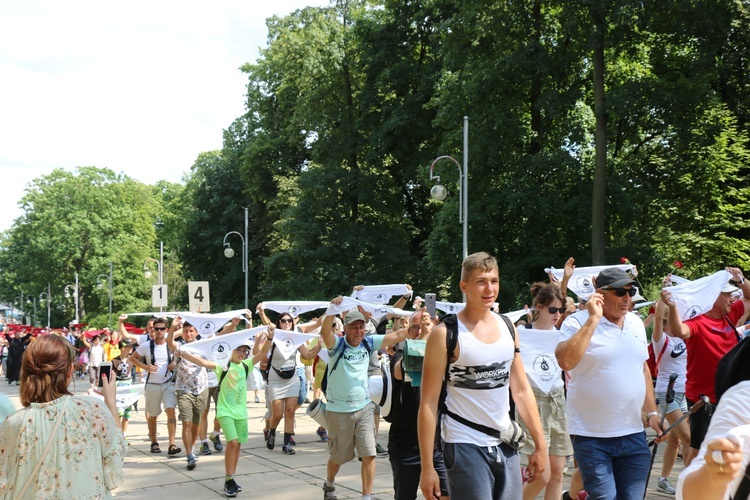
[320,300,410,500]
[177,333,274,498]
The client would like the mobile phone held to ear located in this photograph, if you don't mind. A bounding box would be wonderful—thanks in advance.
[98,361,112,387]
[425,293,437,318]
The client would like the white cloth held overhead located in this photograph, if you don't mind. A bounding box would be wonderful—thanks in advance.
[262,301,329,318]
[351,284,410,304]
[664,270,732,321]
[270,329,319,360]
[325,296,412,318]
[517,329,563,394]
[545,264,636,300]
[436,301,465,314]
[178,310,250,338]
[87,384,146,410]
[180,326,268,365]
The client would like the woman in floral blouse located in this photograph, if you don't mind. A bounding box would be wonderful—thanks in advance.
[0,334,126,498]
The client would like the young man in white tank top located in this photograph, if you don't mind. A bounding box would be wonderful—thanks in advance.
[418,252,548,499]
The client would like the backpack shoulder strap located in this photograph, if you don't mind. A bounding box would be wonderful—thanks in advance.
[499,314,518,351]
[218,360,232,387]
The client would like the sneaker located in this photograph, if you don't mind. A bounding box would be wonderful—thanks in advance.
[657,477,676,494]
[282,444,296,455]
[200,442,212,455]
[316,427,329,442]
[254,396,260,403]
[322,481,337,499]
[210,433,223,452]
[224,478,239,497]
[186,456,196,470]
[267,431,275,450]
[376,443,388,456]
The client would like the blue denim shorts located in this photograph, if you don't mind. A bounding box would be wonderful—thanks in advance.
[656,391,688,415]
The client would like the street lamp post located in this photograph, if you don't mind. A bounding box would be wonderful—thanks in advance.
[23,295,37,327]
[39,283,51,328]
[222,207,249,310]
[12,293,24,325]
[64,272,80,324]
[97,261,113,329]
[427,116,469,262]
[144,241,164,312]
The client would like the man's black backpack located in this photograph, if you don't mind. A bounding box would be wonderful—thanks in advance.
[714,336,750,500]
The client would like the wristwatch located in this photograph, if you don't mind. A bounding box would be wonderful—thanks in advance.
[647,411,659,420]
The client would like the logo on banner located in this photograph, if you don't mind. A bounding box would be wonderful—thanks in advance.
[685,305,700,319]
[283,338,294,350]
[372,293,388,304]
[448,305,457,312]
[532,354,556,383]
[211,342,231,363]
[574,276,594,294]
[288,305,301,317]
[200,321,215,335]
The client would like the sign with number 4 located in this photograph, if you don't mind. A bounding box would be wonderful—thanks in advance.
[188,281,210,312]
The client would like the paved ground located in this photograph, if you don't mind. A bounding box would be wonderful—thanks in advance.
[0,378,681,499]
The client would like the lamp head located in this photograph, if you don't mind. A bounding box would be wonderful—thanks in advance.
[430,182,448,201]
[97,282,104,290]
[224,246,235,259]
[64,290,70,299]
[144,269,152,279]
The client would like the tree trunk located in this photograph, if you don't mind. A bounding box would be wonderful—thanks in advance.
[591,4,607,265]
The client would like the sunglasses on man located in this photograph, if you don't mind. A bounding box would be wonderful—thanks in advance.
[602,287,637,297]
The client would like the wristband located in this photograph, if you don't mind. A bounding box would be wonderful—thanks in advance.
[647,411,659,420]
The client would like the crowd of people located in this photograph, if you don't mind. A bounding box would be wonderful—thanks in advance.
[1,251,750,499]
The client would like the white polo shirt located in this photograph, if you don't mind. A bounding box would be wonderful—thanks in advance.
[560,310,648,437]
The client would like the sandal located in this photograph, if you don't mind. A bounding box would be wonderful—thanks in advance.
[151,442,161,453]
[167,444,182,456]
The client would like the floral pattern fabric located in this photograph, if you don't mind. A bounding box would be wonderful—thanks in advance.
[0,394,126,499]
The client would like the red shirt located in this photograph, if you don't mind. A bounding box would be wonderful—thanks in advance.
[684,299,743,402]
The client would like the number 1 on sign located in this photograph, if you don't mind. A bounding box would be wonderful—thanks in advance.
[152,285,168,308]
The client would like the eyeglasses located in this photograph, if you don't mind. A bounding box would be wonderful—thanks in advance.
[602,287,636,297]
[236,348,250,355]
[279,318,293,324]
[153,327,167,331]
[545,306,567,314]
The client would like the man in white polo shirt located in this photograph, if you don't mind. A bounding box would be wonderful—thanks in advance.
[556,267,663,499]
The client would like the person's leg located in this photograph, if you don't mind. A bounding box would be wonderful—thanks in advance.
[569,466,584,494]
[326,459,341,484]
[147,416,158,443]
[611,432,651,500]
[165,408,178,446]
[522,453,550,500]
[225,440,239,474]
[162,382,179,447]
[571,435,617,499]
[361,456,376,495]
[269,398,284,429]
[389,450,422,500]
[199,408,209,442]
[542,455,565,500]
[443,442,495,499]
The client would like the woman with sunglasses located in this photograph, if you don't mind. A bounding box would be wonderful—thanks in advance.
[0,334,125,498]
[517,282,573,500]
[264,312,323,454]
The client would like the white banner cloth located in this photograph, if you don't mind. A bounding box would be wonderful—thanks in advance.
[517,328,563,394]
[545,264,636,300]
[262,301,329,318]
[180,326,267,365]
[351,284,410,304]
[664,270,732,320]
[271,329,319,360]
[179,310,250,338]
[505,308,529,323]
[87,383,146,410]
[325,297,412,319]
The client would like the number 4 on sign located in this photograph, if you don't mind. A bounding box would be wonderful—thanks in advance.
[152,285,168,308]
[188,281,210,312]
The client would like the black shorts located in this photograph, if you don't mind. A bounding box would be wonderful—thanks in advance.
[687,397,713,450]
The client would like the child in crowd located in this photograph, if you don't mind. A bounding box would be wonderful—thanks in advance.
[112,338,137,440]
[177,330,274,498]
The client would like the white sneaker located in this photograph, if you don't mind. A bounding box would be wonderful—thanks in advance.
[657,477,676,494]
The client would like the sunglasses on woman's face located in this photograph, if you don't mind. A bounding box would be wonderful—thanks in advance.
[279,318,293,324]
[545,306,567,314]
[603,287,636,297]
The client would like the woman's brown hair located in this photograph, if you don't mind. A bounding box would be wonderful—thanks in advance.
[529,282,566,323]
[20,335,75,406]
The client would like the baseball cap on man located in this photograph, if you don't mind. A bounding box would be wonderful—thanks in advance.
[344,311,367,325]
[721,283,740,293]
[596,267,637,289]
